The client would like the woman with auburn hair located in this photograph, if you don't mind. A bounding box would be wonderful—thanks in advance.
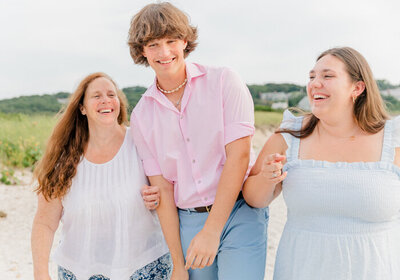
[31,73,171,280]
[128,2,268,280]
[243,47,400,279]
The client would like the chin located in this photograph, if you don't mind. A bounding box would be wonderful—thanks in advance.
[310,106,324,119]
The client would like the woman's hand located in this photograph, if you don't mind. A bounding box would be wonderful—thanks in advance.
[141,185,160,210]
[260,153,287,186]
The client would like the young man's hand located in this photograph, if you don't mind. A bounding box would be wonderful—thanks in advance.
[184,227,219,270]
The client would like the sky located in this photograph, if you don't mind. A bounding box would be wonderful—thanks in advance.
[0,0,399,100]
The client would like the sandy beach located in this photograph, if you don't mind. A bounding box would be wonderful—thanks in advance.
[0,128,287,280]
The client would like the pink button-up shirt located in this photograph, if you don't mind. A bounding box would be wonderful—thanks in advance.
[131,62,255,208]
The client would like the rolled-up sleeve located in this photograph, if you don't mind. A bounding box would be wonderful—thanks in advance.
[221,68,255,145]
[130,113,162,176]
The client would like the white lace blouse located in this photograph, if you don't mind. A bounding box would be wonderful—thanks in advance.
[52,128,168,279]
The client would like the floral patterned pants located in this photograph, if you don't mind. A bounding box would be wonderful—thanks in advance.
[58,253,172,280]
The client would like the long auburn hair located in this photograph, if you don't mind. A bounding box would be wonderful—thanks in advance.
[277,47,389,138]
[34,73,128,200]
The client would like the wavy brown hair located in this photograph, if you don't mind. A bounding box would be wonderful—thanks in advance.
[127,2,198,66]
[34,73,128,200]
[277,47,389,138]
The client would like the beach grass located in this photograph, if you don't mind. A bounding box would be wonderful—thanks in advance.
[255,111,283,128]
[0,113,57,170]
[0,111,283,182]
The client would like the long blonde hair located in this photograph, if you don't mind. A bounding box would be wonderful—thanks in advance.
[34,73,128,200]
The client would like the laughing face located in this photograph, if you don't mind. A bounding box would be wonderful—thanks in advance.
[80,77,121,127]
[307,54,358,119]
[142,37,187,79]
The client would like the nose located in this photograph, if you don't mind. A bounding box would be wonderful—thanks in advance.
[308,76,322,89]
[158,42,171,57]
[100,95,112,103]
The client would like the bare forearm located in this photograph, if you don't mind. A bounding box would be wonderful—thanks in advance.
[156,191,185,267]
[148,176,186,271]
[204,152,249,234]
[31,222,56,279]
[243,173,277,208]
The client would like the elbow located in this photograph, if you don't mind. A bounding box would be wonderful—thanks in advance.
[243,193,270,208]
[242,179,273,208]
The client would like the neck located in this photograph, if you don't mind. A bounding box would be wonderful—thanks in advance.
[318,117,361,138]
[156,64,186,91]
[87,123,125,149]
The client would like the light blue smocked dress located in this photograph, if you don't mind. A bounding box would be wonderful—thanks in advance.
[273,111,400,280]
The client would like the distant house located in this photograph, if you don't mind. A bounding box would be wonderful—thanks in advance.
[381,87,400,101]
[260,92,288,102]
[57,98,69,104]
[260,91,289,109]
[272,102,289,110]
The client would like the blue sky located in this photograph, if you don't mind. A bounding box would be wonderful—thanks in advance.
[1,0,399,99]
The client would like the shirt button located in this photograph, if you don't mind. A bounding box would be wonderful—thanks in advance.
[198,180,201,184]
[186,138,190,142]
[192,159,195,163]
[180,115,184,119]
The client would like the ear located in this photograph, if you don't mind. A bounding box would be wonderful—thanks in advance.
[80,105,86,115]
[353,81,365,98]
[183,40,188,50]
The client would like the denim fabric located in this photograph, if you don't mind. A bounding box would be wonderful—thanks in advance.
[179,199,269,280]
[58,253,172,280]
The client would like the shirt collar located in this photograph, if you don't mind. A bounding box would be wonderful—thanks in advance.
[143,62,206,99]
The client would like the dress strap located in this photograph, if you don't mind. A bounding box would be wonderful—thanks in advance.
[380,119,394,162]
[280,110,303,162]
[287,117,302,162]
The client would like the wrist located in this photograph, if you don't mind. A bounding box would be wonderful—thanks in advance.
[170,253,185,268]
[256,172,278,188]
[202,223,223,237]
[34,272,50,280]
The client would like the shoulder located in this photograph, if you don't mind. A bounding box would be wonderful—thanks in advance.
[191,62,242,82]
[280,109,304,130]
[131,86,156,117]
[391,115,400,147]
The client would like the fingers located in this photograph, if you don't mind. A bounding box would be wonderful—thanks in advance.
[141,185,160,195]
[185,246,215,270]
[270,171,287,184]
[143,200,159,210]
[262,162,283,178]
[142,193,159,202]
[207,255,216,267]
[185,245,195,270]
[265,153,286,164]
[141,185,160,210]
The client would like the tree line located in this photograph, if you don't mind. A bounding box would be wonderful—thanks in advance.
[0,80,399,115]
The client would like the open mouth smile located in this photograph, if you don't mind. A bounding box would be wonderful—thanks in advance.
[158,58,175,64]
[98,109,113,114]
[313,94,329,101]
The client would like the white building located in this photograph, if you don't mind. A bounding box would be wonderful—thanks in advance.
[381,87,400,100]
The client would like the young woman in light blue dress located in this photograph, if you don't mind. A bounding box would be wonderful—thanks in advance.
[243,47,400,280]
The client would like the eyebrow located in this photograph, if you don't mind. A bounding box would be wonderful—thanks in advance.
[309,69,336,74]
[89,90,115,95]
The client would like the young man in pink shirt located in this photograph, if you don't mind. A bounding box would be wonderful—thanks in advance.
[128,2,268,279]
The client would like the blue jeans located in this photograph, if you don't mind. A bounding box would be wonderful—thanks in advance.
[58,253,172,280]
[179,199,269,280]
